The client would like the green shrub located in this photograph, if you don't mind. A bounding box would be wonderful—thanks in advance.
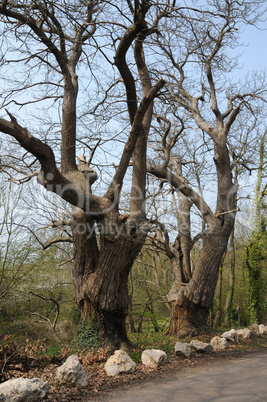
[72,318,99,351]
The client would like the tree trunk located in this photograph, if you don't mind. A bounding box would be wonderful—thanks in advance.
[167,221,234,337]
[167,300,209,337]
[177,191,193,282]
[148,306,159,332]
[89,234,143,347]
[72,208,144,348]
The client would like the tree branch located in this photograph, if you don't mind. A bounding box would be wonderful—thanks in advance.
[147,165,215,225]
[29,291,64,345]
[114,1,150,124]
[0,5,68,74]
[105,78,166,201]
[0,114,104,214]
[0,113,57,177]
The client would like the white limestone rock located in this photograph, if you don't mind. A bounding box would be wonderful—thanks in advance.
[210,336,228,350]
[190,340,213,353]
[236,328,251,340]
[104,350,136,377]
[222,329,238,343]
[174,342,192,358]
[258,324,267,335]
[55,355,88,387]
[141,349,167,368]
[250,324,260,335]
[0,377,49,402]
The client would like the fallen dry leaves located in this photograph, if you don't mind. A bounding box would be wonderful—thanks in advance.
[1,334,266,401]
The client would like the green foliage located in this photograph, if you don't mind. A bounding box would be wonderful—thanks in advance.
[72,318,99,351]
[129,326,177,362]
[129,246,172,334]
[69,305,81,325]
[45,344,62,357]
[0,234,77,342]
[243,131,267,324]
[242,230,267,324]
[226,254,236,325]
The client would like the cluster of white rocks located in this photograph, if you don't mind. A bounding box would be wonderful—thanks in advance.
[251,323,267,336]
[1,323,266,400]
[210,323,267,351]
[175,323,267,356]
[105,339,216,376]
[0,355,88,401]
[175,339,214,358]
[104,348,168,376]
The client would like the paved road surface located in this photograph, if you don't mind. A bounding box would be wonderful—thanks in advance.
[99,352,267,402]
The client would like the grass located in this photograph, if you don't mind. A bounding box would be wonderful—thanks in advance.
[128,324,177,362]
[2,314,267,366]
[45,344,62,357]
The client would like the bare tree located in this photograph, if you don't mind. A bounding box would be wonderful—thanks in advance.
[0,1,167,347]
[146,1,266,335]
[0,0,265,343]
[0,181,33,301]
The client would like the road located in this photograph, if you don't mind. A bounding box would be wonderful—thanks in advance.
[99,352,267,402]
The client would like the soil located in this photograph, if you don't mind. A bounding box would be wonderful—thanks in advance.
[1,334,267,401]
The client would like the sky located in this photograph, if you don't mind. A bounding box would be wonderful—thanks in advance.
[0,6,266,235]
[237,24,267,75]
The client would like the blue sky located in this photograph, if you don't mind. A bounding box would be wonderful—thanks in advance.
[239,24,267,75]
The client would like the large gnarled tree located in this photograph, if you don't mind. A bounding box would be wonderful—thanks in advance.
[147,0,266,335]
[0,0,265,342]
[0,0,166,347]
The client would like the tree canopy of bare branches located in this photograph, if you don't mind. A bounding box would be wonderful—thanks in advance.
[0,0,266,342]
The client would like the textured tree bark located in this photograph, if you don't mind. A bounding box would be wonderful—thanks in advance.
[72,209,145,348]
[167,301,209,337]
[72,207,99,313]
[157,130,238,337]
[167,218,234,336]
[176,191,193,283]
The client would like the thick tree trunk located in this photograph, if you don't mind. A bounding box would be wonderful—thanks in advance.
[167,220,234,337]
[89,233,143,347]
[72,208,144,348]
[167,300,209,337]
[166,138,237,337]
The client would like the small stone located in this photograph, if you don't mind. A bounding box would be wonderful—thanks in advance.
[141,349,167,368]
[236,328,251,340]
[222,329,238,343]
[104,350,136,377]
[174,342,192,358]
[0,378,49,401]
[210,336,228,350]
[250,324,260,335]
[258,324,267,335]
[190,340,213,353]
[55,355,88,387]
